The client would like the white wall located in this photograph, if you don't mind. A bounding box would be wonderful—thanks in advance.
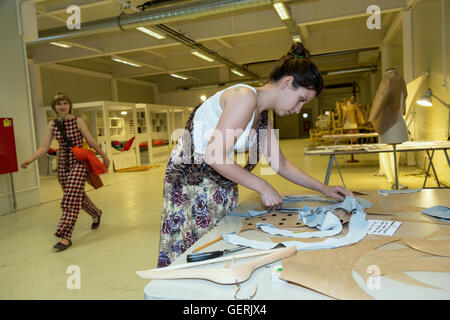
[117,80,156,104]
[0,0,41,215]
[411,0,449,186]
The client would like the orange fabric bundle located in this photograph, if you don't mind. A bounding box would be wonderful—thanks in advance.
[71,146,107,176]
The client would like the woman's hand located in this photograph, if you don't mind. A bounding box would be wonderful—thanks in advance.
[21,159,33,169]
[258,181,283,210]
[102,157,110,169]
[321,185,354,201]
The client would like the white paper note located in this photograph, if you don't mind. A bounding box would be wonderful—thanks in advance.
[367,220,401,236]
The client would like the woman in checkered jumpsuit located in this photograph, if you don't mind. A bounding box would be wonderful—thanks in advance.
[22,93,110,251]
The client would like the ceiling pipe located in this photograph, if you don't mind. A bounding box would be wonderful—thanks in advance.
[28,0,302,46]
[154,24,260,79]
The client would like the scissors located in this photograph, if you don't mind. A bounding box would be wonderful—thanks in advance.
[186,246,249,262]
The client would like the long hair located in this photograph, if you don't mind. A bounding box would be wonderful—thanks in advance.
[269,42,323,95]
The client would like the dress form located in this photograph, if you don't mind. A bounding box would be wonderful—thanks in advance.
[370,68,409,189]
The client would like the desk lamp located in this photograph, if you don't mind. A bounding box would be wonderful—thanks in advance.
[417,89,450,109]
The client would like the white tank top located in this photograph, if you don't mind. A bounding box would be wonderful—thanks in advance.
[191,84,258,156]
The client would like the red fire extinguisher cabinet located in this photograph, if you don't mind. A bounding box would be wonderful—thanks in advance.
[0,118,19,175]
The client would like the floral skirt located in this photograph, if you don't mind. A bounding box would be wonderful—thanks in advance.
[157,142,239,268]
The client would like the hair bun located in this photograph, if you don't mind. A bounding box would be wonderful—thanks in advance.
[288,42,310,60]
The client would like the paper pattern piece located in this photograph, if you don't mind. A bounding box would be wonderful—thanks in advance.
[367,220,402,236]
[402,238,450,257]
[240,212,304,232]
[353,247,450,291]
[280,238,398,300]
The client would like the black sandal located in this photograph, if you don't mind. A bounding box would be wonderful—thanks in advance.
[53,239,72,251]
[91,215,101,230]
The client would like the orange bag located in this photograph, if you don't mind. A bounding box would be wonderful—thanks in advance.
[71,147,107,189]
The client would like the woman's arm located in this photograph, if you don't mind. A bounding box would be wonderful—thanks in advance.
[21,121,54,168]
[76,117,110,168]
[263,120,352,200]
[204,87,282,209]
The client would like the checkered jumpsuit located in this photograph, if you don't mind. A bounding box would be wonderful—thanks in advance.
[52,117,101,240]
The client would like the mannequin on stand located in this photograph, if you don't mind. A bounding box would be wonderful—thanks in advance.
[341,96,366,162]
[369,68,408,189]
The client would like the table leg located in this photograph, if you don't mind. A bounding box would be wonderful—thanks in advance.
[444,149,450,166]
[324,155,334,185]
[423,150,441,188]
[334,155,347,189]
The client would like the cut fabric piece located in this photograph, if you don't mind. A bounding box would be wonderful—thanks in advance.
[378,188,422,196]
[222,209,369,251]
[280,238,398,300]
[229,196,372,218]
[255,205,342,239]
[224,196,370,251]
[421,206,450,220]
[282,195,337,203]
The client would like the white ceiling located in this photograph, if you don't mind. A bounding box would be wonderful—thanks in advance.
[27,0,407,92]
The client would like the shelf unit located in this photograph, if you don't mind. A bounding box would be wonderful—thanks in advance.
[136,103,193,164]
[37,101,193,173]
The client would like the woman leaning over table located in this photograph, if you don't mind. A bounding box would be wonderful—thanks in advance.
[157,43,353,267]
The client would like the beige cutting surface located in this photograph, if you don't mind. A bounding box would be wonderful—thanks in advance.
[402,238,450,257]
[280,238,398,300]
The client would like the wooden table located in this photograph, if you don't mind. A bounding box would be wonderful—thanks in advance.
[142,189,450,300]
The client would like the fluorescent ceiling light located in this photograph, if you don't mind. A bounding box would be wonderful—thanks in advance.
[273,2,290,20]
[231,69,244,77]
[191,50,214,62]
[121,111,127,115]
[170,73,188,80]
[136,27,166,40]
[111,57,141,67]
[50,41,72,48]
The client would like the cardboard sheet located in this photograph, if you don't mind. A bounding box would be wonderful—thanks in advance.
[240,212,304,232]
[279,238,398,300]
[353,247,440,289]
[353,247,450,290]
[402,238,450,257]
[384,272,442,290]
[426,225,450,238]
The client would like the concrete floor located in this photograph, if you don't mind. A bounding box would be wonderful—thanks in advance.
[0,138,429,299]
